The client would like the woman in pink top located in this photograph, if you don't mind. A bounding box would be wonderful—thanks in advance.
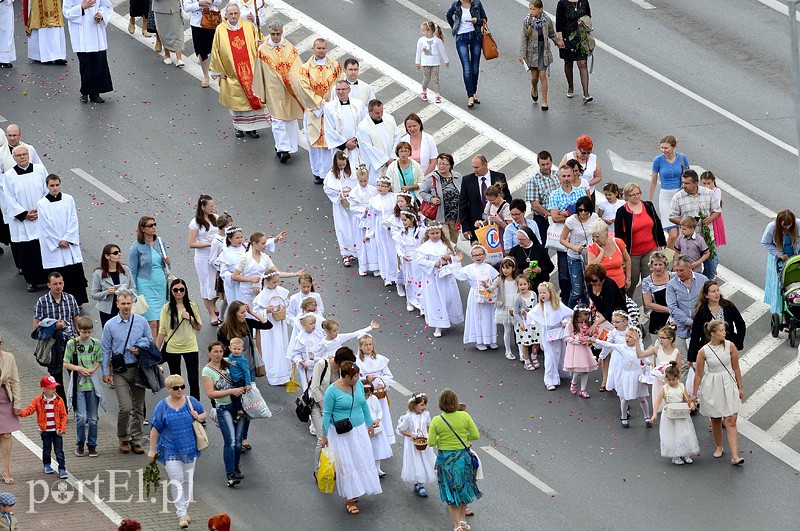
[587,219,631,290]
[400,113,438,176]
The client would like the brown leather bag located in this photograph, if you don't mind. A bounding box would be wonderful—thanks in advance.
[200,8,222,30]
[481,24,498,60]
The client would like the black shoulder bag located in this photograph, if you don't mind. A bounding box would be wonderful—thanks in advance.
[331,385,354,434]
[110,318,136,374]
[295,360,328,422]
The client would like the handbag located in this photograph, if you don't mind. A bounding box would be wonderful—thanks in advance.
[439,414,480,469]
[186,397,209,451]
[331,385,354,434]
[545,219,567,252]
[111,317,136,374]
[419,173,440,220]
[33,337,55,367]
[296,361,327,422]
[131,293,149,315]
[252,345,267,378]
[481,24,498,60]
[200,7,221,29]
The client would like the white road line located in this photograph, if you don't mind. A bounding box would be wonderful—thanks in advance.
[738,417,800,472]
[326,46,348,61]
[741,300,769,327]
[509,165,537,192]
[283,20,302,36]
[630,0,656,8]
[740,361,800,417]
[739,335,786,375]
[719,282,739,299]
[768,398,800,439]
[758,0,800,21]
[369,75,395,93]
[183,27,192,41]
[383,91,418,114]
[451,134,492,165]
[0,115,7,122]
[432,119,467,144]
[294,35,318,55]
[71,168,129,203]
[415,104,441,122]
[488,150,518,173]
[392,382,412,397]
[480,446,557,496]
[392,0,449,28]
[13,429,123,525]
[713,174,777,219]
[716,265,766,301]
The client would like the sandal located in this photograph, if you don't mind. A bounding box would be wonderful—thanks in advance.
[578,390,590,399]
[731,457,744,466]
[464,507,474,516]
[713,449,724,458]
[2,476,13,485]
[346,500,359,514]
[524,360,535,371]
[242,441,252,451]
[599,385,606,392]
[570,382,578,395]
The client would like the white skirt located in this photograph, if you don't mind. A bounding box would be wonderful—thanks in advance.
[328,424,383,500]
[400,437,437,484]
[369,425,394,461]
[194,250,217,300]
[658,188,679,230]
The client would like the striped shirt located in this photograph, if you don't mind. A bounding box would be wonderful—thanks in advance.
[43,395,57,431]
[34,291,80,337]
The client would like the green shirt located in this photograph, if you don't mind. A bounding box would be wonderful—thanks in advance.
[65,337,102,391]
[427,411,480,451]
[201,365,232,406]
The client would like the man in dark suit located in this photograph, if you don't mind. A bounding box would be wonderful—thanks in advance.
[458,154,512,242]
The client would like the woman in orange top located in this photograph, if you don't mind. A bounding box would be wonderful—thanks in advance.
[587,219,631,291]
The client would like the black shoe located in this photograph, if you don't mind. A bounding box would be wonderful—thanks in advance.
[541,105,549,111]
[313,175,324,184]
[235,130,245,138]
[0,63,12,68]
[54,59,68,65]
[26,283,38,292]
[245,130,259,138]
[89,94,105,103]
[79,94,88,104]
[75,442,85,457]
[226,473,241,487]
[233,467,244,480]
[279,151,290,163]
[0,246,4,254]
[17,268,23,275]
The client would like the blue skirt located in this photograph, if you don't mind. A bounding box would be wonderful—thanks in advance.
[764,254,781,315]
[435,449,482,506]
[137,269,167,321]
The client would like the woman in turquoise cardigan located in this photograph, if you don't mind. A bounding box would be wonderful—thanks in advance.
[321,360,381,515]
[428,388,481,531]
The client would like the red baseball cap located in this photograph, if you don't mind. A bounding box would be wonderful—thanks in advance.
[39,376,60,389]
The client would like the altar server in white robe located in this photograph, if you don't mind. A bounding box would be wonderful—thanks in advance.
[323,81,366,169]
[63,0,114,103]
[365,177,398,287]
[0,125,43,173]
[356,99,401,186]
[25,0,67,64]
[454,244,499,350]
[0,0,15,68]
[36,174,89,304]
[251,269,292,386]
[323,150,358,266]
[415,223,464,338]
[1,146,48,290]
[343,58,375,106]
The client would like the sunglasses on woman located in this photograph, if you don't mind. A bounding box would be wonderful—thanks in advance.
[108,250,121,255]
[171,385,186,391]
[172,287,185,293]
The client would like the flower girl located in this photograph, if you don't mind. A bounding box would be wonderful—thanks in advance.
[396,392,437,497]
[650,361,699,465]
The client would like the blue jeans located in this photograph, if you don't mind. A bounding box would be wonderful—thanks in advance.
[216,404,248,475]
[41,431,65,471]
[455,31,482,97]
[567,256,588,308]
[557,251,570,305]
[703,240,718,279]
[242,367,256,441]
[75,390,99,447]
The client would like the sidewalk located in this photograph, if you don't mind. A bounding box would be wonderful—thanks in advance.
[4,333,219,530]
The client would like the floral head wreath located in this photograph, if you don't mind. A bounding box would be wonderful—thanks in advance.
[358,332,373,340]
[377,176,391,184]
[400,209,417,217]
[261,270,280,280]
[396,191,413,199]
[574,304,591,314]
[408,392,427,403]
[424,222,443,233]
[225,226,242,235]
[298,312,317,322]
[612,310,629,319]
[339,150,348,159]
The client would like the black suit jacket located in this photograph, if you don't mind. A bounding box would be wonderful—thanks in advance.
[458,170,511,235]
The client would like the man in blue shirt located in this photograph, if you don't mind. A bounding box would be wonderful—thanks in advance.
[101,288,151,455]
[548,165,587,304]
[665,256,707,383]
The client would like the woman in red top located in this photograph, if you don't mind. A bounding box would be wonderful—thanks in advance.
[587,220,631,290]
[613,182,666,298]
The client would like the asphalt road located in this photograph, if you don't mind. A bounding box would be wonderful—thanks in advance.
[1,0,800,528]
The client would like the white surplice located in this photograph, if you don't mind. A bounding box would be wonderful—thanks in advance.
[415,239,464,329]
[455,262,499,345]
[1,164,47,242]
[27,25,67,62]
[0,0,15,64]
[0,142,43,174]
[62,0,111,52]
[347,79,375,107]
[323,170,358,258]
[36,192,83,268]
[365,192,398,284]
[356,115,401,186]
[323,97,366,167]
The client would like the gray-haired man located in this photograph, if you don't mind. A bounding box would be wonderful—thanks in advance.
[666,255,708,382]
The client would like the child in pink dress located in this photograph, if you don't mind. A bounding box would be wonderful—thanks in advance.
[701,171,726,246]
[563,306,599,398]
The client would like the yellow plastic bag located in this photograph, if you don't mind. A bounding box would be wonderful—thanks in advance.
[317,448,336,493]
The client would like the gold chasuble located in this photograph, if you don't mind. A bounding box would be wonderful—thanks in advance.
[253,40,305,121]
[210,20,263,112]
[298,57,342,148]
[23,0,64,36]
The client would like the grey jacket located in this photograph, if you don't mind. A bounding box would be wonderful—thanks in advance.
[418,171,463,223]
[513,293,536,327]
[519,16,559,68]
[91,265,135,314]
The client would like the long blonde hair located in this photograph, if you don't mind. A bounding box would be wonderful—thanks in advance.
[421,225,455,254]
[774,210,798,249]
[537,281,561,310]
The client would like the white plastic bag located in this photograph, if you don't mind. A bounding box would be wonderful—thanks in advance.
[242,386,272,419]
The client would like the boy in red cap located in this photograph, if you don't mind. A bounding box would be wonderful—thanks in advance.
[19,375,69,478]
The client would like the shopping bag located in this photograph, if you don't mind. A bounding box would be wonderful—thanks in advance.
[131,293,149,315]
[242,386,272,419]
[474,224,503,264]
[545,220,566,252]
[317,448,336,493]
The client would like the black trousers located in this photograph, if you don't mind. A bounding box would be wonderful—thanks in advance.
[162,351,200,400]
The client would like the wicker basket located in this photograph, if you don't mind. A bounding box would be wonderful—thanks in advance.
[270,296,287,321]
[412,436,428,451]
[373,388,387,399]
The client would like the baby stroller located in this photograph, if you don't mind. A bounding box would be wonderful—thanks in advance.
[770,254,800,347]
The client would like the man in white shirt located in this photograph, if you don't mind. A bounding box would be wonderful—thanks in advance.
[343,57,375,105]
[37,174,89,304]
[1,146,48,291]
[62,0,113,103]
[356,99,400,186]
[323,80,366,169]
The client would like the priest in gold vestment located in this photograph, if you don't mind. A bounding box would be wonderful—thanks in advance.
[210,4,269,139]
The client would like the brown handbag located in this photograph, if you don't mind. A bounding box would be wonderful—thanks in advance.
[200,8,222,30]
[481,24,499,60]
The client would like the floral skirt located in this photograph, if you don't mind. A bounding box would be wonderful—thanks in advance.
[435,449,482,506]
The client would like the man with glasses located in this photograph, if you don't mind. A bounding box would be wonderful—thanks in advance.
[548,164,586,304]
[1,145,48,291]
[668,169,721,279]
[101,288,151,454]
[666,256,707,382]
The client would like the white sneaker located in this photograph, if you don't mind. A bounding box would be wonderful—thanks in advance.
[476,344,488,351]
[406,303,414,312]
[488,343,498,350]
[384,280,393,287]
[433,328,442,337]
[683,456,693,464]
[504,351,516,360]
[671,457,684,465]
[397,286,406,297]
[373,271,381,277]
[309,423,317,436]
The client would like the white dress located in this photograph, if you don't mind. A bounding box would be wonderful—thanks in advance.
[699,341,742,418]
[455,263,499,345]
[323,171,358,258]
[393,227,424,309]
[367,395,393,460]
[234,251,274,308]
[659,383,700,458]
[189,219,218,300]
[365,192,398,283]
[287,327,325,388]
[495,279,517,326]
[595,341,649,400]
[286,291,325,349]
[600,329,625,392]
[217,244,245,304]
[415,240,464,329]
[359,354,396,445]
[652,346,679,412]
[348,183,379,274]
[251,285,292,385]
[396,410,436,484]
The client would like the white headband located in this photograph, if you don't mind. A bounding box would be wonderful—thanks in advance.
[408,392,427,403]
[424,223,443,232]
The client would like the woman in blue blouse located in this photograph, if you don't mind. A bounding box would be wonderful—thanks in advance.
[321,360,381,515]
[148,374,206,529]
[648,135,689,249]
[130,216,172,339]
[761,210,800,315]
